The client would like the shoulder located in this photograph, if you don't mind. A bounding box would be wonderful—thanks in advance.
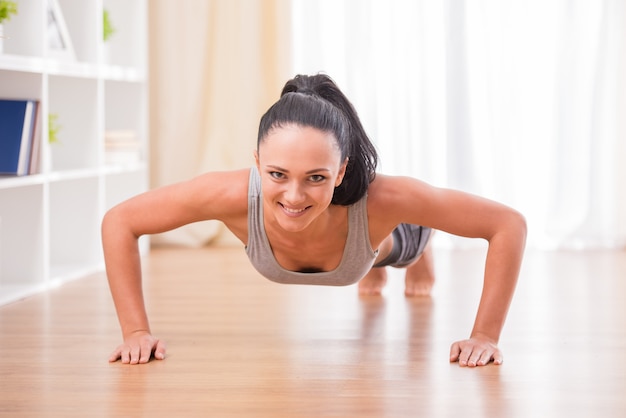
[363,174,435,241]
[181,168,251,220]
[367,174,435,218]
[187,168,250,195]
[125,168,251,223]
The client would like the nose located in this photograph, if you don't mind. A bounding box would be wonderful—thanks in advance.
[283,181,306,206]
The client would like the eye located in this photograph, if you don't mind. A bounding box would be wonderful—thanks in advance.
[309,174,326,183]
[269,171,285,180]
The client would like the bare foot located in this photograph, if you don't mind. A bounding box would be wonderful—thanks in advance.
[404,245,435,297]
[358,266,388,295]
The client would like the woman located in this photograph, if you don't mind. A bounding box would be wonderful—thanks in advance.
[103,74,526,367]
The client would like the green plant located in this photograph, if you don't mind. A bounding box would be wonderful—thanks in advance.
[0,0,18,24]
[48,113,61,144]
[103,9,115,41]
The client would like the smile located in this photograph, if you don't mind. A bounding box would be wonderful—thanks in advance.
[279,203,310,215]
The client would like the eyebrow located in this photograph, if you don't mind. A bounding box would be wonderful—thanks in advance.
[266,165,331,174]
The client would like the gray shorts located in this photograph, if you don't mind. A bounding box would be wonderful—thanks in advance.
[373,224,432,268]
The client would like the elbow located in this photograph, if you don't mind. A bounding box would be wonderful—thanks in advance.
[508,209,527,248]
[101,204,136,245]
[485,209,527,256]
[101,206,121,244]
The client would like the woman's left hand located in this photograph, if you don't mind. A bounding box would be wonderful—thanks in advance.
[449,336,503,367]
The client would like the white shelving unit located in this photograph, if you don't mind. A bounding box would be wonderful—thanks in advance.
[0,0,148,305]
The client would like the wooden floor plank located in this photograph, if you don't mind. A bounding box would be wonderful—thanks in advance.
[1,246,625,417]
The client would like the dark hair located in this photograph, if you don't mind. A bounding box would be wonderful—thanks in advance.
[257,74,378,206]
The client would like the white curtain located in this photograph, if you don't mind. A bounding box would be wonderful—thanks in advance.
[290,0,626,250]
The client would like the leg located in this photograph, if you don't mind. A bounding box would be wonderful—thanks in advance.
[358,266,388,296]
[404,243,435,297]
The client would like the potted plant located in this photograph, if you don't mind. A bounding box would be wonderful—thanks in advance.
[0,0,18,54]
[0,0,17,23]
[102,8,115,64]
[103,9,115,42]
[48,113,61,145]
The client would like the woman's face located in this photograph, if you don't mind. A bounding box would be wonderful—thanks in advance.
[255,124,347,233]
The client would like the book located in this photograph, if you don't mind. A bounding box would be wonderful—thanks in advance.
[0,99,39,176]
[104,130,142,165]
[28,102,42,174]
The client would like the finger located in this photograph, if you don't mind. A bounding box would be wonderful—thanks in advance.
[121,347,131,364]
[492,349,504,365]
[476,349,494,366]
[467,349,484,367]
[139,339,155,364]
[130,345,141,364]
[449,342,461,362]
[458,347,473,367]
[154,339,167,360]
[108,347,122,363]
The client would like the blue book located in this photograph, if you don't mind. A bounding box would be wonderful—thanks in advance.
[0,99,37,175]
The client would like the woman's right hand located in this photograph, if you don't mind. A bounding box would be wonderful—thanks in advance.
[108,330,166,364]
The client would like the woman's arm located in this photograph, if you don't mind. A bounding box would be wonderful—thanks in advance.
[102,169,249,364]
[448,201,526,366]
[368,175,527,366]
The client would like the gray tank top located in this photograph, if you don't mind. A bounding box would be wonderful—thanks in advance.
[246,167,378,286]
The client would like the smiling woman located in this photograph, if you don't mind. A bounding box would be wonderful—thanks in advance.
[256,126,347,232]
[102,74,526,368]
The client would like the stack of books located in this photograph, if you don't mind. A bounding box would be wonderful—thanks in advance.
[104,130,142,165]
[0,99,41,176]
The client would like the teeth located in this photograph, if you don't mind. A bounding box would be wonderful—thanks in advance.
[282,205,306,213]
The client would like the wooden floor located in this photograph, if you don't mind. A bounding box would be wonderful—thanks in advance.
[1,245,625,417]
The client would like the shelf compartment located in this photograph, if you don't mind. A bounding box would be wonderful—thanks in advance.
[0,69,43,100]
[0,0,44,58]
[104,80,147,167]
[0,185,45,304]
[102,0,147,69]
[48,177,102,281]
[55,0,99,65]
[104,80,146,133]
[48,75,99,171]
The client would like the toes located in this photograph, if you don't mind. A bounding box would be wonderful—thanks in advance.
[405,283,433,297]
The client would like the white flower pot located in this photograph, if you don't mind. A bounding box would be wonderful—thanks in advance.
[0,25,4,54]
